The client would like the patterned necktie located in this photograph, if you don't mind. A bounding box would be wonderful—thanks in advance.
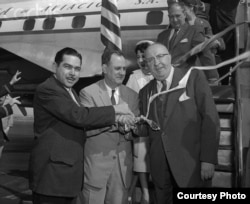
[111,89,116,105]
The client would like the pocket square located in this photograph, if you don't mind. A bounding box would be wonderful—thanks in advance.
[179,92,190,102]
[180,38,188,43]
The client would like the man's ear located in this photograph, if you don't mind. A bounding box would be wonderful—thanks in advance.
[52,62,58,73]
[102,64,107,74]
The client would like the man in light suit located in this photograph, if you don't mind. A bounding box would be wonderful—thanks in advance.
[157,2,219,83]
[139,43,220,204]
[79,49,139,204]
[30,47,134,204]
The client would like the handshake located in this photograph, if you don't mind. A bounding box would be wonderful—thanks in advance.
[114,103,160,132]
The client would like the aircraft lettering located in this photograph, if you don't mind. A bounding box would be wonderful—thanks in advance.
[0,7,13,17]
[42,2,102,13]
[20,9,30,14]
[60,5,68,11]
[0,0,163,18]
[135,0,158,5]
[67,4,77,10]
[0,1,102,18]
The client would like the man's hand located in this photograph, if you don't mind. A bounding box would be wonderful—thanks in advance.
[8,96,21,106]
[201,162,215,181]
[113,102,134,116]
[10,70,22,85]
[116,115,136,126]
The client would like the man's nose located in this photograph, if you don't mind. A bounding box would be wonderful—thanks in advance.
[70,68,76,75]
[153,57,161,65]
[138,57,144,63]
[120,68,126,75]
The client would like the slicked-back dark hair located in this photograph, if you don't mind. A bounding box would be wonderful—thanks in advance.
[54,47,82,65]
[101,48,125,65]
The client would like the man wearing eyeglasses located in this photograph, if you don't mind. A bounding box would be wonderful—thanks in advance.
[139,42,220,204]
[157,2,219,84]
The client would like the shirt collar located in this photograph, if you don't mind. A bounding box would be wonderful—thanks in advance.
[157,66,174,92]
[104,81,120,97]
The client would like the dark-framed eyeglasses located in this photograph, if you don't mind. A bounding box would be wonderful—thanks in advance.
[145,53,169,64]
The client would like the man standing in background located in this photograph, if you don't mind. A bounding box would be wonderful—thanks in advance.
[157,2,219,83]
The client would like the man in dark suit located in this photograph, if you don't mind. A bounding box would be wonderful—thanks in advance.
[157,2,219,83]
[139,43,220,204]
[29,47,135,204]
[202,0,240,84]
[79,49,139,204]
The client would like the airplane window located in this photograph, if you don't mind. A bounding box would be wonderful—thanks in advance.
[146,11,163,25]
[23,18,35,31]
[43,17,56,30]
[72,15,86,29]
[0,21,2,28]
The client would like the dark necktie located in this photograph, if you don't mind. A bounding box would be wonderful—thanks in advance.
[159,80,167,101]
[111,89,116,105]
[157,80,167,127]
[169,29,179,49]
[161,80,167,92]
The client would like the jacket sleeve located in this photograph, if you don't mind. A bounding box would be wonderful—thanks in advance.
[36,84,116,130]
[79,87,114,136]
[0,83,13,97]
[0,104,13,119]
[136,88,149,137]
[192,25,219,80]
[193,70,220,164]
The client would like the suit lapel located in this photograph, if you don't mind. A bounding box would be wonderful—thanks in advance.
[165,29,172,49]
[51,76,77,103]
[98,80,113,105]
[71,89,81,105]
[163,68,185,125]
[171,23,189,49]
[147,79,160,126]
[119,85,127,104]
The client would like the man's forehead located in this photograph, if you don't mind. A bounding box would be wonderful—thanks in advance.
[61,55,81,65]
[62,54,78,60]
[109,54,125,64]
[146,45,168,55]
[110,53,124,60]
[169,5,184,14]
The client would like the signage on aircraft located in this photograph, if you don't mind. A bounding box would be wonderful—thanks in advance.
[0,0,168,77]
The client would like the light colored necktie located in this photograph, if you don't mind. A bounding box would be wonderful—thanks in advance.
[68,89,80,106]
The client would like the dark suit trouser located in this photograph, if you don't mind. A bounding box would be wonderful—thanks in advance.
[32,192,77,204]
[150,135,177,204]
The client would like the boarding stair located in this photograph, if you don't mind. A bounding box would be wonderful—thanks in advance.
[211,85,236,187]
[211,61,250,188]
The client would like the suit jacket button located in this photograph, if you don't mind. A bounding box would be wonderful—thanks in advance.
[113,156,116,159]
